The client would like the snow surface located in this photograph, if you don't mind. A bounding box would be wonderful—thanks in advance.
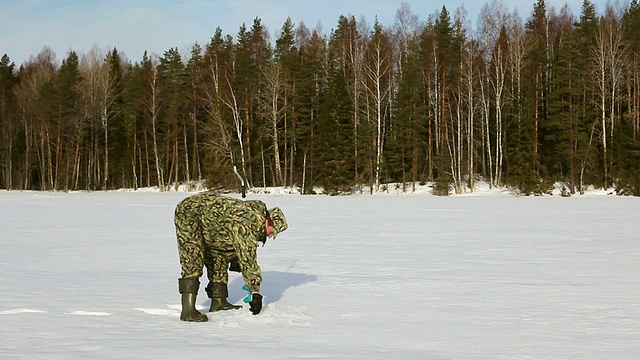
[1,187,639,359]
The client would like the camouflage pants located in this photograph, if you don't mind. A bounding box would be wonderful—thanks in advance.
[174,192,264,293]
[175,205,232,284]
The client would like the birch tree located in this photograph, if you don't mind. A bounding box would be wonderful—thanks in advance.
[145,56,164,191]
[491,26,510,186]
[460,35,481,191]
[14,47,57,190]
[363,19,391,191]
[202,28,239,187]
[259,62,286,185]
[623,0,640,139]
[592,8,625,189]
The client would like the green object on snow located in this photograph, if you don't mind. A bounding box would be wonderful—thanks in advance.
[242,284,252,303]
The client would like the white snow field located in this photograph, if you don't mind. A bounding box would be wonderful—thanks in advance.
[0,189,639,359]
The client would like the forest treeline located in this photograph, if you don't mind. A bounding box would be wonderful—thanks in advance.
[2,0,640,195]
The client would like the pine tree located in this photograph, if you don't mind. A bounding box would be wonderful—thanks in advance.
[233,19,272,187]
[430,6,463,195]
[55,51,82,190]
[545,26,585,194]
[574,0,600,191]
[316,60,354,194]
[508,0,549,194]
[122,57,146,190]
[0,54,18,189]
[293,25,325,194]
[235,22,253,169]
[186,43,205,187]
[106,48,127,189]
[159,47,187,190]
[331,15,366,186]
[201,28,238,189]
[614,0,640,194]
[274,17,299,188]
[388,39,427,192]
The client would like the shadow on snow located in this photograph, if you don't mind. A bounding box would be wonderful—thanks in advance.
[227,271,318,304]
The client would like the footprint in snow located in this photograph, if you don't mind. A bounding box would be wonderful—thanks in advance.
[133,304,185,317]
[134,308,177,316]
[1,309,112,316]
[0,309,46,315]
[65,311,112,316]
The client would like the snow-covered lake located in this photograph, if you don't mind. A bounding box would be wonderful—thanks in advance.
[1,190,638,359]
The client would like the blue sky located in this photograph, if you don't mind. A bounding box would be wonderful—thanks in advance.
[2,0,612,66]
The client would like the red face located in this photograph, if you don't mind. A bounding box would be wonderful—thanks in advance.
[265,218,276,238]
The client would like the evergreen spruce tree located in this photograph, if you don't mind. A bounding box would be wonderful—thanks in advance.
[159,47,187,190]
[186,43,206,186]
[431,6,461,196]
[55,51,82,190]
[418,19,437,182]
[330,15,366,187]
[508,0,548,195]
[274,17,299,188]
[315,61,354,194]
[234,19,273,187]
[545,29,585,194]
[33,52,58,190]
[122,57,147,190]
[614,0,640,194]
[0,54,18,189]
[574,0,600,191]
[106,48,127,189]
[200,28,239,190]
[389,40,426,192]
[248,18,273,187]
[293,26,325,194]
[611,122,640,195]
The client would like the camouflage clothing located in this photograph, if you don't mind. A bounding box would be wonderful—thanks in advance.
[175,192,268,293]
[268,207,288,238]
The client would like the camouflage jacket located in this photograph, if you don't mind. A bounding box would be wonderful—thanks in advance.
[176,191,267,292]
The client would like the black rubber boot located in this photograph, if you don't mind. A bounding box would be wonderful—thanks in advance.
[178,278,208,322]
[206,282,241,312]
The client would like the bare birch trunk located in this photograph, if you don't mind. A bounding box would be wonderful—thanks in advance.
[149,64,164,191]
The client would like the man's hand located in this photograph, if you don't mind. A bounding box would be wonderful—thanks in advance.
[249,293,263,315]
